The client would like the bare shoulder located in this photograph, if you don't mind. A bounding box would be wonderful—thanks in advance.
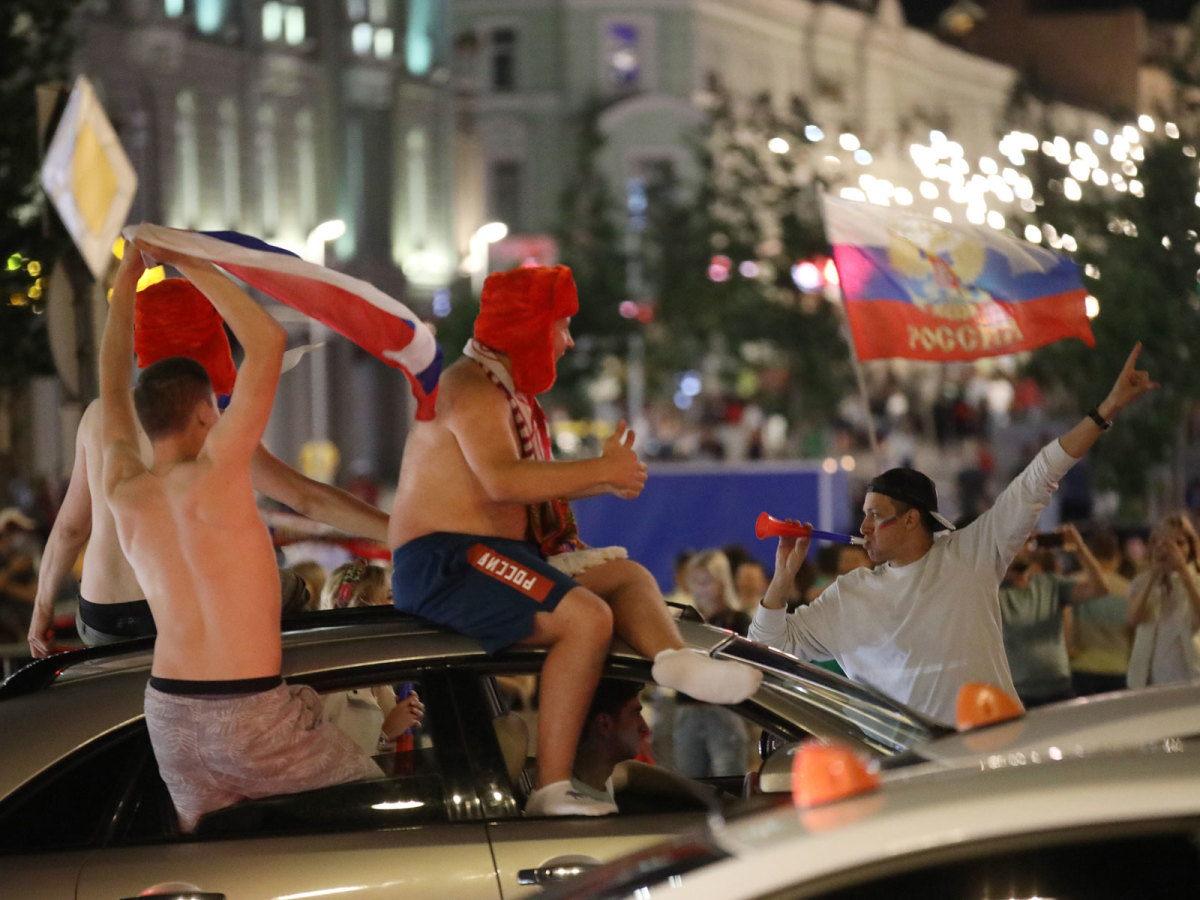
[437,358,506,415]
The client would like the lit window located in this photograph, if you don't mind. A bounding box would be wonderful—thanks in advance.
[351,22,373,56]
[374,27,394,59]
[262,2,282,41]
[262,1,306,46]
[348,0,394,60]
[606,23,639,90]
[284,5,306,45]
[164,0,185,18]
[195,0,227,34]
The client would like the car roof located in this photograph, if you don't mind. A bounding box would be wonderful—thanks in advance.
[0,607,946,802]
[544,741,1200,899]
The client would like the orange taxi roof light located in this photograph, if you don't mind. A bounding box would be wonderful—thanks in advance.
[955,682,1025,731]
[792,738,880,808]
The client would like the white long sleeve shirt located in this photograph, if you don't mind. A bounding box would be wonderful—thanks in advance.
[749,439,1078,726]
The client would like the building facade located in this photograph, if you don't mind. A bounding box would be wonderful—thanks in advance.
[36,0,456,487]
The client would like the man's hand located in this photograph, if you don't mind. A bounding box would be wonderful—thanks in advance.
[131,238,209,273]
[600,420,648,499]
[1099,343,1159,420]
[1059,523,1084,554]
[115,239,147,286]
[27,606,54,657]
[761,522,810,610]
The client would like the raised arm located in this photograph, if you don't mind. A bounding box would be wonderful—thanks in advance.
[99,246,148,497]
[1060,523,1115,603]
[28,415,93,656]
[137,241,286,462]
[250,444,389,542]
[1059,343,1158,460]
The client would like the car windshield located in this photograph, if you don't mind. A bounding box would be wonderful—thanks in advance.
[715,636,950,754]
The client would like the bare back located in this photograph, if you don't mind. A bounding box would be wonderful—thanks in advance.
[109,447,283,681]
[388,359,528,547]
[77,400,150,606]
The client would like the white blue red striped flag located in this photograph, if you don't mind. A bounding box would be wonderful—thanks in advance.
[822,195,1094,362]
[124,224,442,419]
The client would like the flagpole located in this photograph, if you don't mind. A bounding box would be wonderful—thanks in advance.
[817,192,880,470]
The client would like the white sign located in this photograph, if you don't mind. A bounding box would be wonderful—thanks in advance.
[40,76,138,280]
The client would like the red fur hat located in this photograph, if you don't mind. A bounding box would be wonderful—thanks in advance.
[474,264,579,394]
[134,278,237,397]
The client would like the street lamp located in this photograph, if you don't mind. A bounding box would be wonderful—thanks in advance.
[465,220,508,294]
[306,218,345,267]
[305,219,345,443]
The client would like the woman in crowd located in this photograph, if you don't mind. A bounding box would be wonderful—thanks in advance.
[1126,513,1200,687]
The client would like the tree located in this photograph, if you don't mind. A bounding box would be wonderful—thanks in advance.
[638,81,854,440]
[0,4,78,498]
[1005,99,1200,512]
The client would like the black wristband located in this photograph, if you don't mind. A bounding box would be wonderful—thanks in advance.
[1086,406,1111,431]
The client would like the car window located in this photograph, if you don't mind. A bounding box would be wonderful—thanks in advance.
[0,676,452,851]
[195,676,448,837]
[488,668,781,810]
[0,721,155,853]
[766,825,1200,900]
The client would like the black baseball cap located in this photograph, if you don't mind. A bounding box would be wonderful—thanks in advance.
[865,468,956,532]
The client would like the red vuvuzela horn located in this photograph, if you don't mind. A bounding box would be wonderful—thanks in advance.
[756,512,813,540]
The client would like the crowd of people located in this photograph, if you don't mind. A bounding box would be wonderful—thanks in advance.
[2,244,1195,832]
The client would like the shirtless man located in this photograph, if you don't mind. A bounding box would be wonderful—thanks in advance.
[388,264,761,817]
[100,239,378,832]
[27,275,389,655]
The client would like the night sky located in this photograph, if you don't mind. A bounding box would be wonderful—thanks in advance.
[901,0,1198,28]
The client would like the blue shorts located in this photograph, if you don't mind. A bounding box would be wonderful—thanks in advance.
[391,532,578,653]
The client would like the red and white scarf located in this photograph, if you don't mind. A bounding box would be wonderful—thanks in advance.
[463,340,626,575]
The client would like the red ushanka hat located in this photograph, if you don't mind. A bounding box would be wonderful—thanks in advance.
[474,264,579,395]
[134,278,237,397]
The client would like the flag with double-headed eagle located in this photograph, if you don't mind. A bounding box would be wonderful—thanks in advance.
[124,223,442,420]
[821,195,1095,362]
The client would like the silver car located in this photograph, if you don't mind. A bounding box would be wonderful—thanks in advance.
[3,607,1199,899]
[0,607,943,900]
[536,739,1200,899]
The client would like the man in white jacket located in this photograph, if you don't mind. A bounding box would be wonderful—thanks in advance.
[750,345,1157,725]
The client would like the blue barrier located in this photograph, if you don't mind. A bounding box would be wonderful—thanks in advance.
[572,461,851,592]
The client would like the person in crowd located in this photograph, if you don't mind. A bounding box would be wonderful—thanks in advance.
[674,549,752,778]
[387,264,761,816]
[1068,529,1133,695]
[1126,512,1200,687]
[28,271,389,656]
[282,559,327,615]
[0,508,40,644]
[751,345,1157,725]
[309,557,423,754]
[684,550,751,635]
[663,548,696,608]
[320,558,391,609]
[998,523,1111,708]
[732,558,769,614]
[721,544,767,613]
[569,679,722,814]
[98,237,380,832]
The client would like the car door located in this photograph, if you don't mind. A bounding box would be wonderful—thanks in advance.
[449,661,771,898]
[66,670,506,900]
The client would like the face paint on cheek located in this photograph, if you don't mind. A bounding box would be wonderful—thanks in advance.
[874,515,900,531]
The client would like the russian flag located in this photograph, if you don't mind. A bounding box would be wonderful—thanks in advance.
[821,195,1095,362]
[125,224,442,419]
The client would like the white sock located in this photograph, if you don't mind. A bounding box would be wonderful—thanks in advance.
[651,648,762,704]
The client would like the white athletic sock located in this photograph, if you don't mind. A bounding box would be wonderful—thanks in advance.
[651,648,762,704]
